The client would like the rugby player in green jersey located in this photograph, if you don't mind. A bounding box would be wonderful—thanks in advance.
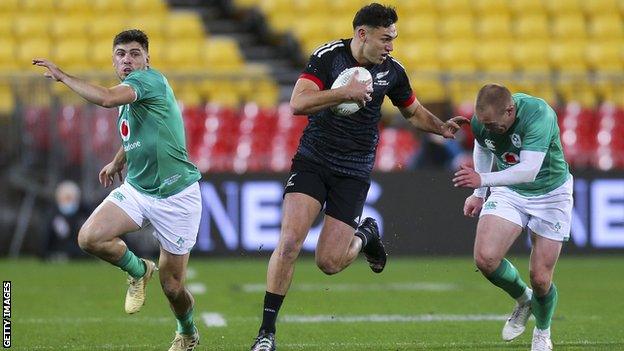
[453,84,572,351]
[34,29,201,351]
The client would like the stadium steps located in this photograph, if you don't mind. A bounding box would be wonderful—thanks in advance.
[167,0,302,102]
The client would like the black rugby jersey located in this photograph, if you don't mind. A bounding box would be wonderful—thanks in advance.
[295,38,415,180]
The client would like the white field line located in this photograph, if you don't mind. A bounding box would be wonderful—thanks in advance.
[240,282,456,293]
[280,314,510,323]
[201,312,227,327]
[187,282,207,294]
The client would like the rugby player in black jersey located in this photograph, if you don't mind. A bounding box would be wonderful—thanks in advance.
[251,4,469,350]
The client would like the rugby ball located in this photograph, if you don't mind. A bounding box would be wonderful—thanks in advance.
[330,67,373,116]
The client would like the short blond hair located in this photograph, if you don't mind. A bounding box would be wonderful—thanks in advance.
[475,84,512,116]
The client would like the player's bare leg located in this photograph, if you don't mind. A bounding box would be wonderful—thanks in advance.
[474,215,532,341]
[528,233,561,351]
[315,215,366,275]
[159,249,199,351]
[78,202,156,314]
[251,193,321,351]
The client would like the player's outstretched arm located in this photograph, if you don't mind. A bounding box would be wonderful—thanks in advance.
[290,72,372,115]
[399,101,469,138]
[99,146,126,187]
[32,58,136,108]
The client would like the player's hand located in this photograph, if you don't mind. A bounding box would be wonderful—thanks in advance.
[99,161,124,188]
[452,164,482,188]
[32,58,66,82]
[343,70,373,106]
[463,195,485,217]
[441,116,470,139]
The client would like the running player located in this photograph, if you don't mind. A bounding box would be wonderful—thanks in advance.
[453,84,572,351]
[250,4,468,350]
[33,29,202,351]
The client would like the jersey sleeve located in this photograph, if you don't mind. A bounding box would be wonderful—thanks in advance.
[387,59,415,107]
[122,69,162,102]
[300,51,332,91]
[522,104,556,152]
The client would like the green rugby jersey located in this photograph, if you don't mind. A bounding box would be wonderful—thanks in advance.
[118,67,200,198]
[471,93,570,196]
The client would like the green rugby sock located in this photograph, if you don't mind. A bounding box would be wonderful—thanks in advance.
[532,284,558,330]
[115,248,146,279]
[485,258,528,299]
[176,308,196,335]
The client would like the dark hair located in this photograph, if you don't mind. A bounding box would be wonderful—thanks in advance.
[353,3,398,29]
[113,29,149,52]
[475,84,513,115]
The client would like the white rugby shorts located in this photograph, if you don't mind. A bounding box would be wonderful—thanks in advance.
[480,177,573,242]
[105,181,202,254]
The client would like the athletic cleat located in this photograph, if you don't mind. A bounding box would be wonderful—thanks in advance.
[531,328,553,351]
[250,331,276,351]
[124,258,157,314]
[359,217,387,273]
[502,289,533,341]
[168,329,200,351]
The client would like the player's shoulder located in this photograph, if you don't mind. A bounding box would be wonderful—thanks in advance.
[513,93,555,122]
[386,54,408,73]
[126,67,163,82]
[310,39,348,59]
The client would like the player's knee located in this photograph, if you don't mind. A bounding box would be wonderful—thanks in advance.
[275,237,302,263]
[529,270,552,295]
[77,223,100,253]
[474,252,499,275]
[160,278,184,300]
[315,256,342,275]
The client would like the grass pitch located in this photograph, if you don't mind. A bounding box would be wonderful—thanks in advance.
[3,255,623,350]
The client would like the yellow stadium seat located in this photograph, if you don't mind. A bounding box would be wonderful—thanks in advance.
[92,0,125,13]
[0,15,13,39]
[436,0,472,15]
[14,16,51,39]
[232,0,261,10]
[88,16,127,40]
[91,40,114,70]
[57,0,93,15]
[588,15,623,41]
[162,39,203,69]
[54,39,91,71]
[265,11,295,34]
[514,15,549,40]
[410,76,446,104]
[587,42,623,72]
[50,17,88,40]
[127,15,167,40]
[293,0,328,15]
[326,0,362,14]
[474,0,510,16]
[400,14,438,40]
[448,80,481,104]
[0,84,15,115]
[397,40,440,72]
[439,15,475,40]
[396,0,436,15]
[544,0,582,16]
[512,41,550,73]
[165,12,205,40]
[476,14,512,40]
[329,15,354,39]
[203,38,244,70]
[17,39,52,70]
[551,15,587,40]
[550,41,587,72]
[509,0,544,16]
[0,39,17,73]
[440,40,476,73]
[20,0,55,14]
[475,41,514,73]
[583,0,620,16]
[0,0,18,13]
[130,0,167,13]
[146,37,166,67]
